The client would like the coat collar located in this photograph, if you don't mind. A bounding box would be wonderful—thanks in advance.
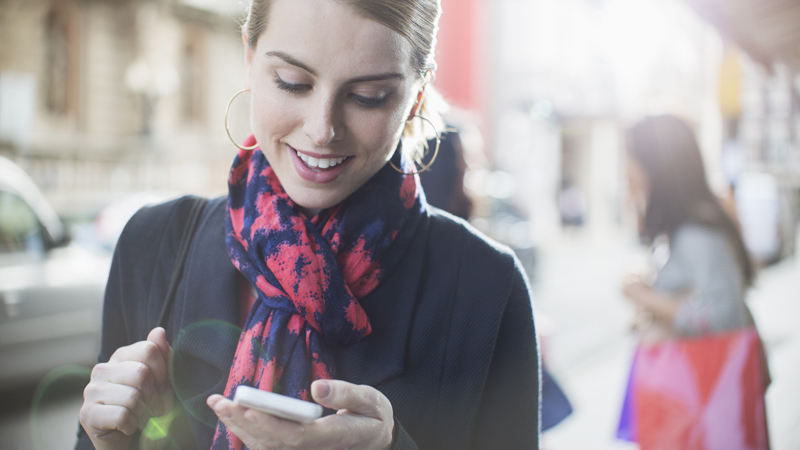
[170,198,429,395]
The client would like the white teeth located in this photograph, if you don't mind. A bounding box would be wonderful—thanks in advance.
[295,149,347,169]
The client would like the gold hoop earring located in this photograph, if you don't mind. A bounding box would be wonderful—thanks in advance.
[225,89,258,151]
[390,114,441,175]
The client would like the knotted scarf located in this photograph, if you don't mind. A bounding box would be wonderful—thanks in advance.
[212,135,425,449]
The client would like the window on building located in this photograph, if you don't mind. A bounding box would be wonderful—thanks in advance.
[44,1,78,116]
[181,24,206,124]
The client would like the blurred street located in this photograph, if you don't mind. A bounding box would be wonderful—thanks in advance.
[0,377,86,450]
[535,230,643,450]
[538,227,800,450]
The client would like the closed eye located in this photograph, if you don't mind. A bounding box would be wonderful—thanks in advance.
[274,74,389,108]
[274,76,310,94]
[351,93,389,108]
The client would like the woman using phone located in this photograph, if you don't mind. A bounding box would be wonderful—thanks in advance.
[76,1,540,449]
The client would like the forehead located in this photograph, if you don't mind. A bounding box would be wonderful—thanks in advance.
[256,0,415,77]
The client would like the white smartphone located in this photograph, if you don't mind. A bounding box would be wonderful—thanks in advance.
[233,385,323,423]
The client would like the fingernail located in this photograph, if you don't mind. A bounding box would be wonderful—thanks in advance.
[215,406,231,418]
[314,381,331,400]
[246,413,259,425]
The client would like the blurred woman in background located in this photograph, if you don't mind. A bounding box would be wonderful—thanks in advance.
[623,114,755,339]
[619,114,769,450]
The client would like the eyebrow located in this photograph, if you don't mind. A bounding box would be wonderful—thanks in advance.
[265,51,406,84]
[266,51,317,76]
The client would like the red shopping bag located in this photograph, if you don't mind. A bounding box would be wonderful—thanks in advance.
[617,327,769,450]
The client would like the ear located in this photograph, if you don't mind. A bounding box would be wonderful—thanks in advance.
[407,71,433,120]
[407,86,426,121]
[243,31,254,90]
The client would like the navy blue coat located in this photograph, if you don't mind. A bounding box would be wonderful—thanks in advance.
[76,196,540,449]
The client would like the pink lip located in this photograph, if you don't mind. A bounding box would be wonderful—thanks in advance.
[289,145,352,184]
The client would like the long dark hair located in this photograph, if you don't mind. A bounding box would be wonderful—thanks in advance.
[627,115,754,286]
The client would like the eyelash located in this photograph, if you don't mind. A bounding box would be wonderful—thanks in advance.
[274,77,310,93]
[351,94,388,108]
[273,76,389,108]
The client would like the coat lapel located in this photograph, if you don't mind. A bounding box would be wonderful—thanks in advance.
[334,212,430,386]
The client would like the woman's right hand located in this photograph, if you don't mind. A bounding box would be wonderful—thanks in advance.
[79,327,173,450]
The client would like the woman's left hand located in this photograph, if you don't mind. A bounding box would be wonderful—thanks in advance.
[622,277,651,304]
[622,274,685,325]
[207,380,394,450]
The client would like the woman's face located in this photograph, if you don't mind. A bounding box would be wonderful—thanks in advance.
[625,152,649,222]
[245,0,423,212]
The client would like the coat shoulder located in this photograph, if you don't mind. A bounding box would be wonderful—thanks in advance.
[106,195,226,340]
[115,195,224,258]
[425,206,519,278]
[423,206,528,317]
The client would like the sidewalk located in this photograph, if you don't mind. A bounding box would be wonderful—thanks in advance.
[749,254,800,450]
[535,229,800,450]
[533,230,644,450]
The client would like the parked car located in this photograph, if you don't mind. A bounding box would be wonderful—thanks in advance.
[0,156,110,387]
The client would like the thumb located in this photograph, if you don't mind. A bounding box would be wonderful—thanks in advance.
[311,380,390,420]
[146,327,173,362]
[146,327,174,407]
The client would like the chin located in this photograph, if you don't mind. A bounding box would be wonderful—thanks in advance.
[287,187,345,211]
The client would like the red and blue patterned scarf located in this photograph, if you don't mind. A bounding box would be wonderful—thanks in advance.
[212,136,425,449]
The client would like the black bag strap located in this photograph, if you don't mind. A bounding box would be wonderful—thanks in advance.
[157,197,209,330]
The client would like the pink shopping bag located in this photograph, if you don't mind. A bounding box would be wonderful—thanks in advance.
[617,326,769,450]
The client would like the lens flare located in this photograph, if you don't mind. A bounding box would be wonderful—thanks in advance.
[170,319,245,427]
[30,365,91,450]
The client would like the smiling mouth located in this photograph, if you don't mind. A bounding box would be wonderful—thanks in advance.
[294,149,349,170]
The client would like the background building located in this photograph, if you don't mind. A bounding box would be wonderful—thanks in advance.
[0,0,245,212]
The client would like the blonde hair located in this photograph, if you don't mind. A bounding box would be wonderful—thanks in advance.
[244,0,445,162]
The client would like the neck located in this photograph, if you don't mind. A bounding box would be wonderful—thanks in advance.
[298,205,322,219]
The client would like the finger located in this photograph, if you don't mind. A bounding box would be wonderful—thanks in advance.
[109,340,169,392]
[160,385,174,416]
[306,405,392,450]
[80,403,139,436]
[309,380,396,450]
[147,327,173,364]
[242,408,308,446]
[312,380,390,420]
[206,394,225,410]
[211,398,290,448]
[93,361,164,416]
[85,379,157,427]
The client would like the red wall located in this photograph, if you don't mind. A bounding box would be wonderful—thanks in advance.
[434,0,485,114]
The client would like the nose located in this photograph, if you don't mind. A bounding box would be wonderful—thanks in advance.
[303,95,342,147]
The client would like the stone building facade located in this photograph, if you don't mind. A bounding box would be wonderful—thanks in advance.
[0,0,248,206]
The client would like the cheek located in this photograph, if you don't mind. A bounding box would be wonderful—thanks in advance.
[250,84,298,141]
[627,175,642,199]
[354,109,407,158]
[634,172,648,197]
